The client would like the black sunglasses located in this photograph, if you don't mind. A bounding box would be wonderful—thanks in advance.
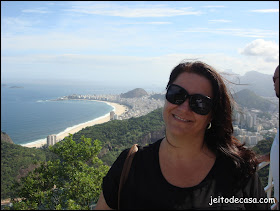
[166,84,213,115]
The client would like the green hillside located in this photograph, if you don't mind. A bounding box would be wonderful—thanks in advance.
[1,108,165,200]
[233,89,275,111]
[72,107,165,166]
[120,88,148,98]
[1,141,49,199]
[252,137,274,188]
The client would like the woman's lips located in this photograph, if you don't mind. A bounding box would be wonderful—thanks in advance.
[173,114,192,122]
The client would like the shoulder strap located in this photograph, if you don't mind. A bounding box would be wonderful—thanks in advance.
[118,144,138,210]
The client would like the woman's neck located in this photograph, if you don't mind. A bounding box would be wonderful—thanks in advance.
[163,132,214,162]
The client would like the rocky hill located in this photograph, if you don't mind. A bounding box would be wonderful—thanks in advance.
[233,89,277,112]
[149,93,165,101]
[1,131,14,144]
[120,88,148,98]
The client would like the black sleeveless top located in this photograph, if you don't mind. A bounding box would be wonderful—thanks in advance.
[102,138,270,210]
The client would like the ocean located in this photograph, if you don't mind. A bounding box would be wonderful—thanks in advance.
[1,83,134,146]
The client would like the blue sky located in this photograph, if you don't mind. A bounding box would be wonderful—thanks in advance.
[1,1,279,87]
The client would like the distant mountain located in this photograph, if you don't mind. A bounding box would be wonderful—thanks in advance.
[232,89,276,112]
[149,93,165,100]
[1,131,14,144]
[9,86,24,89]
[222,71,275,97]
[120,88,148,98]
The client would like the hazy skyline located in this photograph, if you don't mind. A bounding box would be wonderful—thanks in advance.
[1,1,279,87]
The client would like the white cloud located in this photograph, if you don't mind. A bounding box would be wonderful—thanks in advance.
[1,32,120,52]
[239,39,279,59]
[121,21,172,25]
[22,7,51,14]
[208,19,231,23]
[138,22,171,25]
[250,9,279,13]
[238,39,279,69]
[2,52,278,86]
[203,6,225,8]
[181,28,278,38]
[1,17,36,34]
[65,3,201,17]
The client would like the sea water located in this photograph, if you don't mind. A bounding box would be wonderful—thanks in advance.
[1,83,128,145]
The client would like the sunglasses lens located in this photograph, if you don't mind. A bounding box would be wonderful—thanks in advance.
[189,95,212,115]
[166,85,187,105]
[166,84,212,115]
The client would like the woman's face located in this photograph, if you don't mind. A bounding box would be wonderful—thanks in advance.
[163,72,213,138]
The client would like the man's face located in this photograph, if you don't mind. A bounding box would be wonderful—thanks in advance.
[273,66,279,98]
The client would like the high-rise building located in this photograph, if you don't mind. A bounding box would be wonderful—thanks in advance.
[47,134,57,146]
[110,111,115,120]
[247,114,253,128]
[250,136,258,146]
[234,113,241,125]
[253,114,257,126]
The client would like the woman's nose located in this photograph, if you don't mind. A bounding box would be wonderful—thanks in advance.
[178,98,192,112]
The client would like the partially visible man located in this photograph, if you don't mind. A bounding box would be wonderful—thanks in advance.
[274,66,279,98]
[258,65,279,209]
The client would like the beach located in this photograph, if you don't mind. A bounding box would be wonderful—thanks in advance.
[21,101,128,148]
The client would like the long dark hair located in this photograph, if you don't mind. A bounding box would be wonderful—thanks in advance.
[167,61,258,178]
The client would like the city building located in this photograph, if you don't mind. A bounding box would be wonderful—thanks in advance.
[110,111,116,120]
[47,134,57,146]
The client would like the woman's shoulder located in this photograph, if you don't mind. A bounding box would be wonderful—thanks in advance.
[114,138,163,165]
[134,138,163,161]
[214,152,263,190]
[211,154,242,190]
[212,152,234,174]
[137,138,163,152]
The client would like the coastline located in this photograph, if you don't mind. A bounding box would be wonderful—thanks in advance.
[21,101,128,148]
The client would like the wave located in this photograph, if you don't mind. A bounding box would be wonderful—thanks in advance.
[36,100,50,103]
[56,112,111,138]
[88,100,115,112]
[20,138,47,147]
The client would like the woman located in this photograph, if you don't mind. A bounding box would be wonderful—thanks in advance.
[95,61,269,210]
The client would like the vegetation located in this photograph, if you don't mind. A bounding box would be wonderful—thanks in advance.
[72,108,165,166]
[257,112,272,120]
[149,93,165,101]
[252,137,274,188]
[8,135,109,210]
[120,88,148,98]
[1,141,49,199]
[233,89,275,112]
[1,131,14,144]
[1,108,164,202]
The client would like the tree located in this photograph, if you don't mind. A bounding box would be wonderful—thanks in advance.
[10,135,109,210]
[252,138,274,188]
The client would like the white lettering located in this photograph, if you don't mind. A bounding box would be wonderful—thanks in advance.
[208,195,275,206]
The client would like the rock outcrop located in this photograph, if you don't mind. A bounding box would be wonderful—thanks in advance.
[1,131,14,144]
[120,88,148,98]
[137,126,165,146]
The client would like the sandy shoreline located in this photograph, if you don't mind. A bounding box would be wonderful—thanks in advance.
[21,101,128,148]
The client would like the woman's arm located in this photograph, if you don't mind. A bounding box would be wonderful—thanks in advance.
[94,191,113,210]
